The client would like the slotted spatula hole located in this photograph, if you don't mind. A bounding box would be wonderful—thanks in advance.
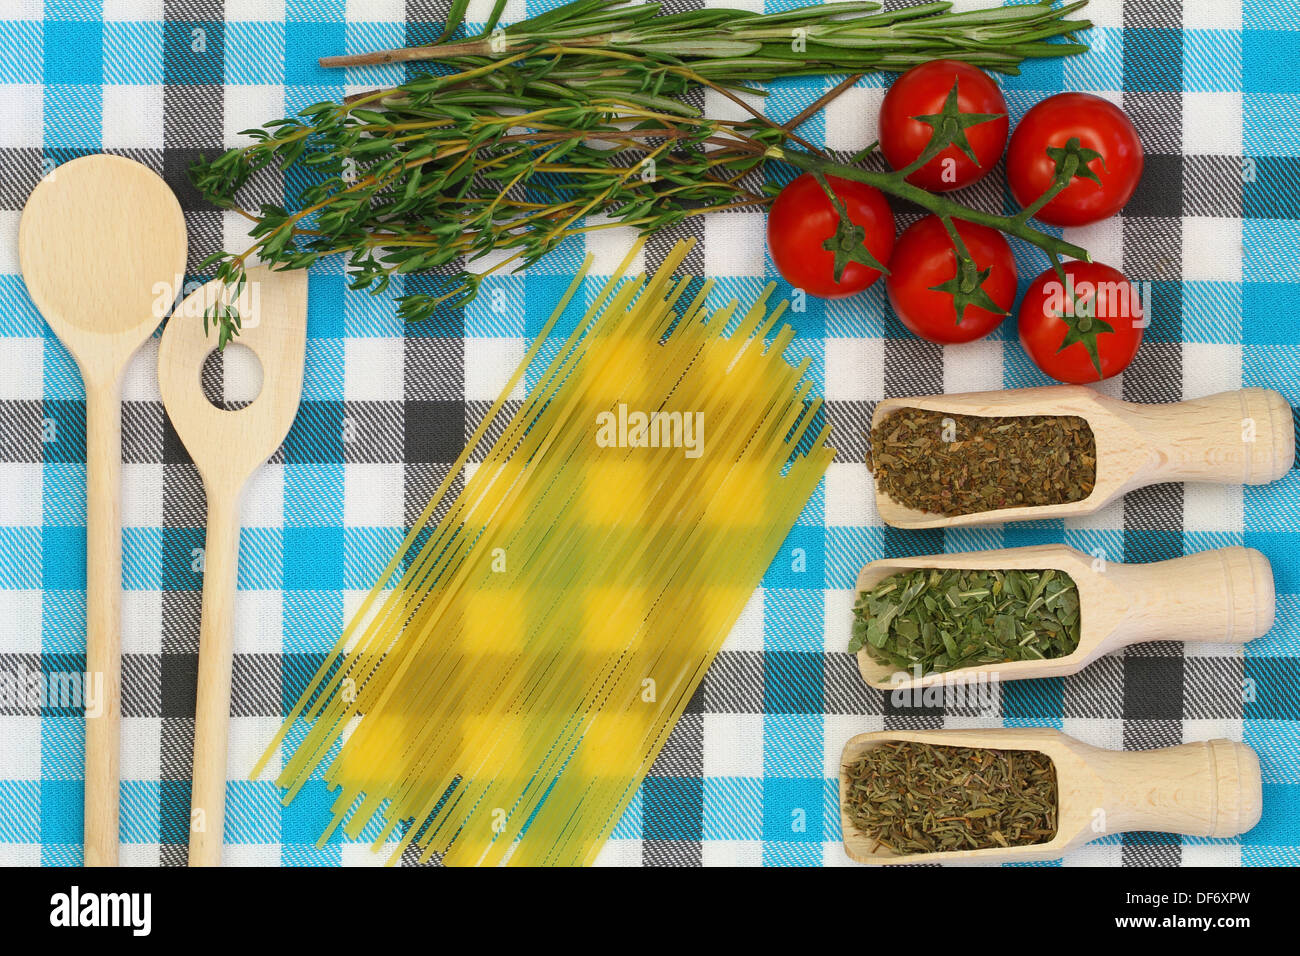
[200,343,264,411]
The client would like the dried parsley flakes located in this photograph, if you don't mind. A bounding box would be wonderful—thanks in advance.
[850,567,1081,674]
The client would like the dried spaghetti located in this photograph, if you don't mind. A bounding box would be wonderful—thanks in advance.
[252,239,833,865]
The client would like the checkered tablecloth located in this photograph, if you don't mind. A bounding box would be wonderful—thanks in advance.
[1,0,1297,867]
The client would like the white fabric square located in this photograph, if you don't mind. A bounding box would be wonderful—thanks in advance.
[1183,342,1243,396]
[1183,217,1243,282]
[232,589,283,655]
[340,842,391,866]
[0,590,41,655]
[0,211,20,275]
[0,336,42,401]
[0,845,41,866]
[122,589,162,656]
[227,0,284,19]
[702,713,764,777]
[593,838,643,867]
[464,336,525,402]
[228,715,284,780]
[103,0,163,19]
[721,589,764,653]
[703,840,763,867]
[1182,843,1242,866]
[0,716,39,778]
[943,337,1004,393]
[0,85,41,148]
[343,463,403,528]
[224,85,286,148]
[822,588,855,654]
[120,716,161,779]
[1062,717,1125,751]
[824,463,872,528]
[240,463,284,527]
[1062,842,1123,867]
[823,713,881,776]
[1183,482,1244,534]
[224,843,280,866]
[822,86,885,152]
[824,335,883,402]
[1184,92,1243,154]
[348,0,404,21]
[1184,2,1242,30]
[102,86,163,150]
[122,463,163,528]
[0,2,42,19]
[704,213,767,277]
[584,217,644,277]
[122,338,162,403]
[1066,213,1126,271]
[0,464,41,526]
[344,336,403,402]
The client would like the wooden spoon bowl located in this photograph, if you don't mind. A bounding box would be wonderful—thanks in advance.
[840,728,1262,865]
[854,543,1274,691]
[872,385,1294,529]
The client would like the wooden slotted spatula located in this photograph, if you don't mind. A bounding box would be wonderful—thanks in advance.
[157,266,308,866]
[19,155,188,866]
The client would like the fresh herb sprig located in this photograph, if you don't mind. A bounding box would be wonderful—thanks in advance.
[851,567,1082,674]
[321,0,1091,83]
[191,0,1094,345]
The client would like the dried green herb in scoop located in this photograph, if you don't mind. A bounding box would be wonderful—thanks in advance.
[850,568,1081,674]
[843,741,1058,855]
[869,408,1097,516]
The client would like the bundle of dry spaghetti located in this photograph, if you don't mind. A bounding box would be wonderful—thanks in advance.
[252,239,832,865]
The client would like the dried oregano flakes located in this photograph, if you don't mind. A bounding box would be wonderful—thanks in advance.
[869,408,1097,517]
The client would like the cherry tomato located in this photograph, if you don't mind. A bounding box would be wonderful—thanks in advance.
[878,59,1009,193]
[1006,92,1144,227]
[766,173,895,298]
[1019,261,1145,383]
[885,215,1017,344]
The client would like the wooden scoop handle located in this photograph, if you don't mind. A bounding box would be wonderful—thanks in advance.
[1114,546,1275,644]
[84,380,123,867]
[187,488,241,867]
[1091,739,1262,839]
[1122,388,1294,486]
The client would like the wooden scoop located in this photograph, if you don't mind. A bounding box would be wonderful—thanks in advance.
[855,543,1274,691]
[157,266,308,866]
[872,385,1294,528]
[840,728,1262,865]
[18,155,188,866]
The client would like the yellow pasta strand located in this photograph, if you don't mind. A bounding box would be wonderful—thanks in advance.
[256,239,834,865]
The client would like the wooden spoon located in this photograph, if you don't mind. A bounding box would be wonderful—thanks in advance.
[872,385,1294,528]
[840,728,1262,865]
[855,543,1274,691]
[18,155,188,866]
[157,266,309,866]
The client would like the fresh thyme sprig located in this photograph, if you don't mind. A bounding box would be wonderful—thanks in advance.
[190,0,1094,346]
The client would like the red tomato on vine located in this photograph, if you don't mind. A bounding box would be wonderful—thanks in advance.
[886,215,1017,344]
[1006,92,1144,227]
[766,173,895,298]
[1019,261,1146,383]
[879,59,1009,193]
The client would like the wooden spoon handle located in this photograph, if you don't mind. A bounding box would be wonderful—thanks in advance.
[84,381,123,867]
[1091,739,1262,839]
[1113,546,1275,645]
[187,488,241,867]
[1121,388,1293,486]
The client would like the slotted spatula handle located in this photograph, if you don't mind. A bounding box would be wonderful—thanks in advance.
[188,487,241,867]
[84,379,123,867]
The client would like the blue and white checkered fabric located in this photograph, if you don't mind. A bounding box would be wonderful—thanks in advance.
[0,0,1297,867]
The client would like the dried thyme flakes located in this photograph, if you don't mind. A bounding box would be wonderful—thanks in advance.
[869,408,1097,517]
[850,568,1081,674]
[843,741,1058,855]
